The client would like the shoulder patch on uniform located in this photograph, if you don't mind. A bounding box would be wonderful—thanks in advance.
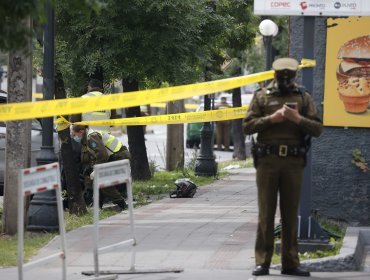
[89,141,97,149]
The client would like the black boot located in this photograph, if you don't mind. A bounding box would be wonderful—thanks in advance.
[114,199,127,210]
[282,267,310,277]
[117,183,127,199]
[252,265,269,276]
[99,193,104,209]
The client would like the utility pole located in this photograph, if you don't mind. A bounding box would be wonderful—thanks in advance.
[232,86,246,160]
[3,16,32,235]
[299,16,328,241]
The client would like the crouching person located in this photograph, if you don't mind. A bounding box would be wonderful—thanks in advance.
[71,125,131,210]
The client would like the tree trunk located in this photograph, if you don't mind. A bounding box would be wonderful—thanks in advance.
[232,87,246,160]
[166,101,184,171]
[54,67,87,215]
[3,17,32,235]
[122,79,151,180]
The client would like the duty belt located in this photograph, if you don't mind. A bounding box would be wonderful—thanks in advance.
[254,143,306,157]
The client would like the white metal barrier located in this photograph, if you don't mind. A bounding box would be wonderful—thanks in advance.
[17,162,66,280]
[82,159,183,278]
[86,159,135,279]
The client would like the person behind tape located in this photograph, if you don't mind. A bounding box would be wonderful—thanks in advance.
[243,57,322,277]
[70,78,117,134]
[71,125,130,210]
[215,96,232,151]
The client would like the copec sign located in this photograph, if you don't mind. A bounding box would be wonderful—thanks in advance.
[254,0,370,16]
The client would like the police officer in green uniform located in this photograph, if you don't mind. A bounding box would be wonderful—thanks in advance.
[243,58,322,277]
[215,96,232,151]
[72,125,131,210]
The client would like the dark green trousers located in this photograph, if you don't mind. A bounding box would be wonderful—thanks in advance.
[255,155,305,269]
[84,175,125,206]
[216,121,230,150]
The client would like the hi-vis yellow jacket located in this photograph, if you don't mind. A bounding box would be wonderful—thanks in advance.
[81,91,111,134]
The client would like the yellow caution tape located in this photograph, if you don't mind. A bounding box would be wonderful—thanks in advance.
[299,58,316,69]
[144,102,198,109]
[1,72,268,121]
[32,93,43,99]
[0,59,314,122]
[55,116,71,131]
[184,104,199,110]
[71,106,249,126]
[33,98,198,110]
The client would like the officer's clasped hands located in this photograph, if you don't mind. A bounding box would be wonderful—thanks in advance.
[282,104,302,124]
[270,108,285,123]
[270,105,301,124]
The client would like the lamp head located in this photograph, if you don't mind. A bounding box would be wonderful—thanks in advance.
[259,19,278,37]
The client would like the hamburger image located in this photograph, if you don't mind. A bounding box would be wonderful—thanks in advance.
[336,35,370,113]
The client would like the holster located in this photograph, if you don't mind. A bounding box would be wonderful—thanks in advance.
[251,137,258,168]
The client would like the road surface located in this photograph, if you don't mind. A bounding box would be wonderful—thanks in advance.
[115,124,239,170]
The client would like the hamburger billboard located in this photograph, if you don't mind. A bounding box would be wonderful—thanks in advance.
[323,17,370,127]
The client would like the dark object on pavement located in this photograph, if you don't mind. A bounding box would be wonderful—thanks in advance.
[170,178,197,198]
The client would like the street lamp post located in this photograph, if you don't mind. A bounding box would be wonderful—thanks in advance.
[259,19,278,72]
[28,4,59,231]
[194,3,218,177]
[194,93,217,177]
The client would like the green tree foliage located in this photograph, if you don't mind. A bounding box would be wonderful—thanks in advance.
[55,0,260,94]
[200,0,258,80]
[217,0,258,57]
[0,0,46,51]
[56,0,230,94]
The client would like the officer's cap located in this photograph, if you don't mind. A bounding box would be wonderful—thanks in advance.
[272,58,299,72]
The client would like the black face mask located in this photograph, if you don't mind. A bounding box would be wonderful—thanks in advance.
[275,70,296,94]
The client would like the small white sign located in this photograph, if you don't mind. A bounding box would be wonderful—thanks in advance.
[20,162,60,195]
[94,159,131,189]
[254,0,370,16]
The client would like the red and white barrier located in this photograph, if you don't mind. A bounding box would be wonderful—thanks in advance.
[17,162,66,280]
